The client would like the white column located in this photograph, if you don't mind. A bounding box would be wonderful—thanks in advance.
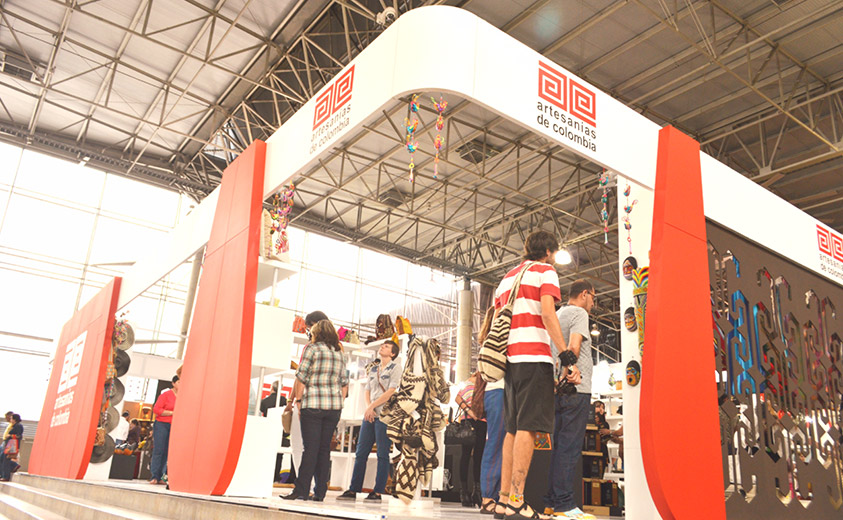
[455,277,473,383]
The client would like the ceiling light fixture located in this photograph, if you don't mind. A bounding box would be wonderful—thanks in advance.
[591,324,600,337]
[556,249,572,265]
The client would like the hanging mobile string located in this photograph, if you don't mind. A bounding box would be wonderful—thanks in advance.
[406,94,420,183]
[431,96,448,179]
[599,170,610,244]
[621,183,637,254]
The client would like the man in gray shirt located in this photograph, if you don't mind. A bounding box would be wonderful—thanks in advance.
[338,340,402,501]
[544,279,597,519]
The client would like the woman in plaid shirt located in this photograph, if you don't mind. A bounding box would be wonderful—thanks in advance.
[283,319,348,501]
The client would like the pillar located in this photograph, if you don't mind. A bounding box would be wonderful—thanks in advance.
[455,276,473,383]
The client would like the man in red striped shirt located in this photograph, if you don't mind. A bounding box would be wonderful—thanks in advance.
[493,230,576,520]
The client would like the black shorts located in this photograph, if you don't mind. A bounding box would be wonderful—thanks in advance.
[504,361,554,434]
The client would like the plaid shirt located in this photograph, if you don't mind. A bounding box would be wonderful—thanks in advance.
[296,342,349,410]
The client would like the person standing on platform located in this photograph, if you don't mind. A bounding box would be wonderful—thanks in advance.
[337,340,402,502]
[0,413,23,481]
[114,411,130,444]
[287,310,331,485]
[476,305,505,514]
[261,380,289,483]
[126,419,141,449]
[283,319,348,501]
[543,280,596,520]
[149,375,179,485]
[456,371,487,508]
[495,230,568,520]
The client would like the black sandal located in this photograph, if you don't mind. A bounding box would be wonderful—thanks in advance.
[504,500,549,520]
[494,501,507,520]
[481,500,496,514]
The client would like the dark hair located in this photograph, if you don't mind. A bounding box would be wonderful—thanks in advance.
[172,375,180,384]
[122,411,130,417]
[11,414,21,422]
[478,306,495,344]
[568,279,594,300]
[305,311,329,327]
[384,340,399,359]
[311,319,341,351]
[593,400,605,408]
[4,411,12,417]
[523,230,559,261]
[131,419,139,425]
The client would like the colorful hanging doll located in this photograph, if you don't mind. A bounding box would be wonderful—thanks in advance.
[431,96,448,179]
[407,94,420,182]
[621,183,638,254]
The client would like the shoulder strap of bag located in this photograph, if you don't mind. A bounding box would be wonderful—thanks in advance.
[506,261,536,307]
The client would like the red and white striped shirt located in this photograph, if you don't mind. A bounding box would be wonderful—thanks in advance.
[494,261,561,364]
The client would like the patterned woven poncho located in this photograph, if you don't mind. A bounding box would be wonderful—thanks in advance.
[379,336,450,504]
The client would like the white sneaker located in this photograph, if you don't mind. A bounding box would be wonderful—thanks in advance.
[558,507,596,520]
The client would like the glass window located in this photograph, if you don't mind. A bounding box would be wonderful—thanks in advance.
[88,216,168,267]
[299,269,356,324]
[0,193,95,263]
[357,282,406,326]
[101,174,180,226]
[359,248,407,290]
[0,269,78,339]
[15,151,105,207]
[0,142,22,186]
[302,232,359,277]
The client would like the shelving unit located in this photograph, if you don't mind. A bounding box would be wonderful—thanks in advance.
[581,390,624,517]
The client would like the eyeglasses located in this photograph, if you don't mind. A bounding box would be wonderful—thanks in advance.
[587,292,597,303]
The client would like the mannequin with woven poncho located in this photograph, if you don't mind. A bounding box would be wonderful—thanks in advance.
[379,336,450,504]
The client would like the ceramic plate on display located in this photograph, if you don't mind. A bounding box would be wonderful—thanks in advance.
[113,349,131,377]
[624,307,637,332]
[112,320,135,350]
[622,256,638,281]
[90,435,115,463]
[104,406,119,433]
[108,378,125,406]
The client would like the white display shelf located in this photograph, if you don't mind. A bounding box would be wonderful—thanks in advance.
[256,256,298,293]
[291,332,364,352]
[600,389,623,398]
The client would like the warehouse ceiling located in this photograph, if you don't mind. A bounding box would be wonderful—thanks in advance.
[2,0,842,331]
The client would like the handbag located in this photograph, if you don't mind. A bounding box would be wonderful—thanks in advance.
[444,410,475,446]
[477,262,535,382]
[3,437,19,457]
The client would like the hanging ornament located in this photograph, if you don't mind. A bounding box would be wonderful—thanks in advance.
[621,183,638,254]
[599,170,610,244]
[431,96,448,179]
[270,184,295,254]
[406,94,421,183]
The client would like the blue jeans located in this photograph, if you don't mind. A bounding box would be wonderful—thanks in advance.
[349,417,391,493]
[295,408,341,499]
[150,421,171,480]
[480,388,504,499]
[544,392,590,511]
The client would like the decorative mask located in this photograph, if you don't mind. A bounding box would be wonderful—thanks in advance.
[626,360,641,386]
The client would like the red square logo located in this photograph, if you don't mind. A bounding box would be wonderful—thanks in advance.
[569,78,596,127]
[817,225,832,256]
[312,65,355,130]
[313,87,333,129]
[539,61,567,111]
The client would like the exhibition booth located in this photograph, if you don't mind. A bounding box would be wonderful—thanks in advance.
[22,6,843,520]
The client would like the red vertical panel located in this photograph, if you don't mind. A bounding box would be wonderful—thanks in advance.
[167,140,265,495]
[640,126,725,519]
[29,278,122,478]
